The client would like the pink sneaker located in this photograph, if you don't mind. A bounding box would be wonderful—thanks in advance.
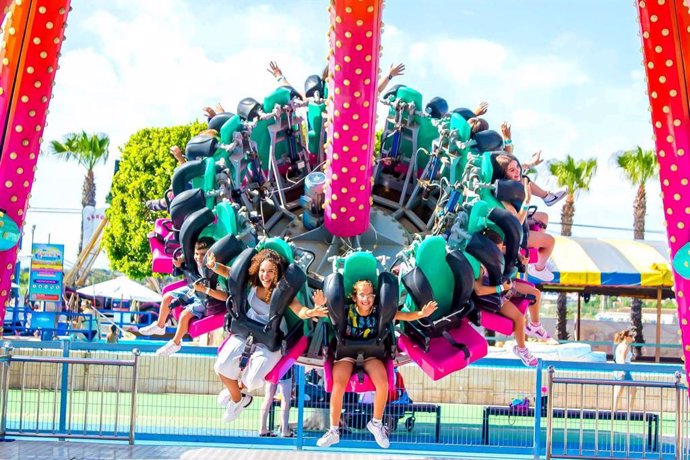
[513,345,538,367]
[525,322,553,341]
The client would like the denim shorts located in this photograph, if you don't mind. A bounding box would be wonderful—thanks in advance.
[169,286,206,319]
[614,371,633,381]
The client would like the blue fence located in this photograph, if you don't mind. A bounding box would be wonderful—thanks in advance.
[0,339,687,459]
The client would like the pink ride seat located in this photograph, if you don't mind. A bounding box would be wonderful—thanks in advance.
[149,219,179,274]
[323,358,395,393]
[172,306,225,338]
[398,318,488,381]
[480,296,529,336]
[264,336,309,384]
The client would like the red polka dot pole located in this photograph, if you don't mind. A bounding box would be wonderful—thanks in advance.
[635,0,690,388]
[0,0,72,315]
[323,0,383,237]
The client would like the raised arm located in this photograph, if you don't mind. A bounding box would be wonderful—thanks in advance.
[394,300,437,322]
[289,289,329,320]
[205,252,230,278]
[377,62,405,96]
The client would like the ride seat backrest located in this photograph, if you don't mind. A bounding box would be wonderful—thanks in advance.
[208,112,234,133]
[450,113,471,143]
[219,114,243,145]
[488,207,523,278]
[211,202,239,241]
[304,74,324,99]
[451,107,476,121]
[237,97,261,121]
[263,87,291,113]
[467,201,490,234]
[445,250,475,308]
[494,179,525,209]
[169,188,206,231]
[172,160,206,196]
[380,83,405,101]
[185,134,219,161]
[412,236,453,319]
[179,207,215,279]
[202,234,244,289]
[227,247,256,318]
[473,130,504,153]
[465,233,504,286]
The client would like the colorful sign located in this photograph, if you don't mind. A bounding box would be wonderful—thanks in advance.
[29,244,65,302]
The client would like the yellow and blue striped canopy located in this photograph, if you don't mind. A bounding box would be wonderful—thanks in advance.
[526,236,673,287]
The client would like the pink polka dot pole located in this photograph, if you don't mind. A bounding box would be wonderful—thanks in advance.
[323,0,382,237]
[635,0,690,389]
[0,0,71,315]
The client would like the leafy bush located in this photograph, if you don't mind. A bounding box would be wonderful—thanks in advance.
[103,121,206,279]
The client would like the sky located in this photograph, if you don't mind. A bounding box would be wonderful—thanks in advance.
[18,0,664,269]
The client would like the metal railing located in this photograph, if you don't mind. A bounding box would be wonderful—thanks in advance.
[0,343,140,444]
[546,366,688,460]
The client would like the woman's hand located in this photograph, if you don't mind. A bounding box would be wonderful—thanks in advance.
[205,251,216,270]
[267,61,283,79]
[419,300,438,318]
[523,178,532,204]
[500,121,511,139]
[308,304,329,318]
[312,289,326,308]
[529,150,543,167]
[170,146,185,164]
[193,279,206,292]
[502,280,513,292]
[474,101,489,116]
[388,62,405,79]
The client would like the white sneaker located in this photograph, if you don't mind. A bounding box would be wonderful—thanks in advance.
[217,388,230,407]
[367,420,390,448]
[155,340,181,357]
[138,323,166,336]
[222,394,253,423]
[527,264,555,282]
[513,345,538,367]
[316,429,340,448]
[525,322,554,341]
[543,186,568,206]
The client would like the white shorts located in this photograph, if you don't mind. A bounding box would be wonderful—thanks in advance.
[214,335,283,391]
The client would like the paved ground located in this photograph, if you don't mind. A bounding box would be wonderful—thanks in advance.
[0,439,529,460]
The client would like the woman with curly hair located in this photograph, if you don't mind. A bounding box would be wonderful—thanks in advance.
[206,248,328,422]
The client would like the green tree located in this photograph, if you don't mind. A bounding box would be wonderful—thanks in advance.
[103,121,206,279]
[49,131,110,253]
[614,146,659,357]
[548,155,598,340]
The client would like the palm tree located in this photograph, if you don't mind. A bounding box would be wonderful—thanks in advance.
[614,146,659,358]
[548,155,598,340]
[49,131,110,253]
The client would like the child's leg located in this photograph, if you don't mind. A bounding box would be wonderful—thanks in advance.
[156,293,174,327]
[259,382,278,434]
[528,231,555,270]
[362,359,390,421]
[329,360,355,427]
[172,310,193,345]
[500,300,527,348]
[529,181,548,199]
[514,283,542,324]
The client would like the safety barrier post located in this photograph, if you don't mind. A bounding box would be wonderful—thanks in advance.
[675,371,682,460]
[128,349,140,445]
[0,343,13,440]
[58,338,71,436]
[533,359,544,459]
[545,366,555,460]
[295,365,306,450]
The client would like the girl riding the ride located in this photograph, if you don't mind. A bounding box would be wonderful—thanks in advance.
[207,248,328,423]
[316,279,437,449]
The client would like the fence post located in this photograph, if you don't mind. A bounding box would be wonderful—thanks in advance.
[674,371,682,460]
[295,365,305,450]
[129,349,140,445]
[58,338,71,436]
[545,366,555,460]
[0,343,14,440]
[533,359,544,460]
